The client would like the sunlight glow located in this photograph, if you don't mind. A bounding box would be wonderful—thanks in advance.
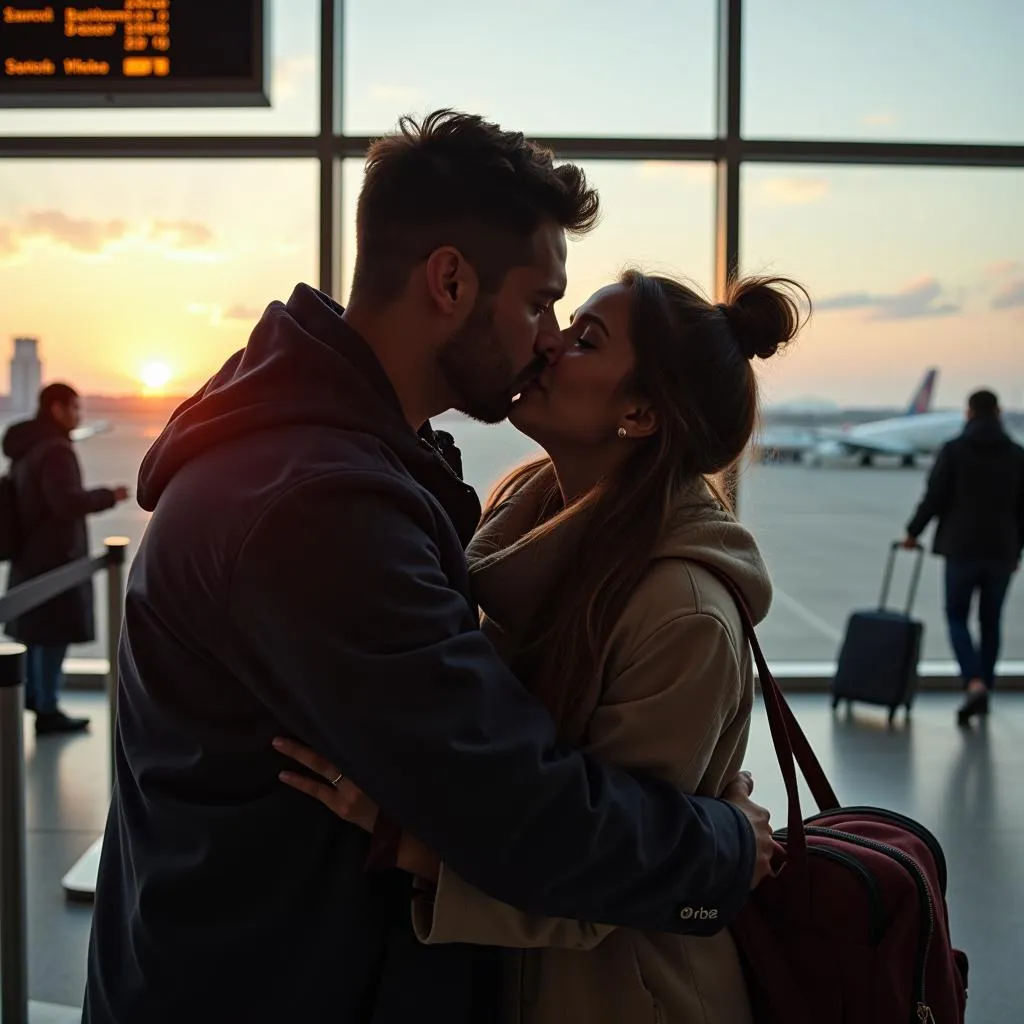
[139,361,173,394]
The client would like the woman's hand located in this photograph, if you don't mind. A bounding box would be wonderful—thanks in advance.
[273,737,379,833]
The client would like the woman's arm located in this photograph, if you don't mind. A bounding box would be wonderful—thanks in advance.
[414,611,747,948]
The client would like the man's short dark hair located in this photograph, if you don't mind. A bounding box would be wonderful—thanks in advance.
[38,382,79,415]
[350,109,600,305]
[968,389,999,418]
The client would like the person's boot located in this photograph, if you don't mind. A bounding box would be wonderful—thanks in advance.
[956,681,989,727]
[35,709,90,736]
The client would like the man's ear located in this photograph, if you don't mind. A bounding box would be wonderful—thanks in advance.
[425,247,479,316]
[622,402,659,439]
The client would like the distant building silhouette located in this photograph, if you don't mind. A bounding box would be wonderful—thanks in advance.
[10,338,42,415]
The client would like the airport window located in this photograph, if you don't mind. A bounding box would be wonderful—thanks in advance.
[741,164,1024,665]
[743,0,1024,143]
[342,0,717,138]
[0,157,319,660]
[0,0,320,136]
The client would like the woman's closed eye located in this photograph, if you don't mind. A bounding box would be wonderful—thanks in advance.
[574,333,598,350]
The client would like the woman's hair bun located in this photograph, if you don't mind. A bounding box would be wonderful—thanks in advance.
[719,276,810,361]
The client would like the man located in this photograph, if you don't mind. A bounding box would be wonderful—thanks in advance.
[85,111,773,1023]
[2,383,129,735]
[904,388,1024,726]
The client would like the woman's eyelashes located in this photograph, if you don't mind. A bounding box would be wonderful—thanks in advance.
[574,332,598,350]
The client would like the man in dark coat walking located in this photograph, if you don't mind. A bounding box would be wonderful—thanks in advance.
[904,388,1024,725]
[3,383,129,734]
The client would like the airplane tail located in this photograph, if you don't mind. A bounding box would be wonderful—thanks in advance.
[906,368,938,416]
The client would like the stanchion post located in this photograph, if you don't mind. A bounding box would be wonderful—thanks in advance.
[0,643,28,1024]
[104,537,130,791]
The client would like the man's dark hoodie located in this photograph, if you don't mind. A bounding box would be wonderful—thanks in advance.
[84,285,754,1024]
[907,415,1024,561]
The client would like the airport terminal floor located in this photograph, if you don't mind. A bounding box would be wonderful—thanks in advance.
[23,692,1023,1022]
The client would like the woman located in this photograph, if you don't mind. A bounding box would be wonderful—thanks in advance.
[276,271,806,1023]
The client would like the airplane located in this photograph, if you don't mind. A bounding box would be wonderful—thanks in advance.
[757,369,968,468]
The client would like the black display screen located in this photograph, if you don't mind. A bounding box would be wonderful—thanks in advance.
[0,1,269,107]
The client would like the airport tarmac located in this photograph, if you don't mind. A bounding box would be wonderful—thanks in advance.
[741,460,1023,668]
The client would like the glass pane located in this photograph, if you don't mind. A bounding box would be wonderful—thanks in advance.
[342,157,715,495]
[344,0,715,137]
[741,165,1024,664]
[743,0,1024,142]
[0,158,319,660]
[0,0,319,136]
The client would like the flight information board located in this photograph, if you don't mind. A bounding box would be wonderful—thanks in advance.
[0,1,269,107]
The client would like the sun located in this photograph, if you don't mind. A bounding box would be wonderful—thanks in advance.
[139,361,173,395]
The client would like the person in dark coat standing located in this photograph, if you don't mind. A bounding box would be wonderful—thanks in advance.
[904,388,1024,725]
[3,383,129,734]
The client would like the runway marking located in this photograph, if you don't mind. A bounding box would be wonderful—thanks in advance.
[772,587,844,644]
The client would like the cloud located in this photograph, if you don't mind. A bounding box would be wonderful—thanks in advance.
[186,302,263,326]
[985,259,1020,279]
[272,55,315,100]
[20,210,128,253]
[150,220,214,249]
[0,210,216,261]
[817,277,961,320]
[636,162,715,184]
[0,224,16,258]
[992,279,1024,310]
[368,84,423,105]
[223,304,263,321]
[758,177,829,205]
[860,112,897,127]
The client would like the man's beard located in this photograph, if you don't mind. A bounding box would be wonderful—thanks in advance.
[437,300,540,425]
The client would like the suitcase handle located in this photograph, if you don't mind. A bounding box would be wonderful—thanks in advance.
[879,541,925,616]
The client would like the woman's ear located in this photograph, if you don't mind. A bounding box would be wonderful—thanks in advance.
[622,402,658,439]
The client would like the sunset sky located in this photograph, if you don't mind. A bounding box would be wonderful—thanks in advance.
[0,0,1020,408]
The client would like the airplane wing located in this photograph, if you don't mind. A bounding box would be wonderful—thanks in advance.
[71,419,111,442]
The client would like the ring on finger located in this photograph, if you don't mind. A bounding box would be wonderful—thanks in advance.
[329,771,344,787]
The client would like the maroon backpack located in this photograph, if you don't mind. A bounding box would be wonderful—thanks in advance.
[701,563,969,1024]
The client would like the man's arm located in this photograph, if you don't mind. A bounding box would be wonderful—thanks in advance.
[409,612,747,950]
[226,471,756,937]
[906,443,954,540]
[39,447,117,519]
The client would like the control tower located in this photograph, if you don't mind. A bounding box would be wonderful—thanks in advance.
[10,337,42,415]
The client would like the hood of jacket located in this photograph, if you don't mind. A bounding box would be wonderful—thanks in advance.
[2,415,67,462]
[963,415,1012,450]
[137,283,479,539]
[467,465,772,643]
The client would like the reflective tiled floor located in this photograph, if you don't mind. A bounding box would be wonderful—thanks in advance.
[18,692,1024,1020]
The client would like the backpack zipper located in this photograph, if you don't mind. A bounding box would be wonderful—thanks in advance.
[803,807,947,895]
[774,831,885,944]
[804,826,936,1022]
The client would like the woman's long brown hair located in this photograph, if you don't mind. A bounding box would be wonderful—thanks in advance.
[481,272,808,739]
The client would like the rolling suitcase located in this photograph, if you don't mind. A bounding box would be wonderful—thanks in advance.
[832,541,925,723]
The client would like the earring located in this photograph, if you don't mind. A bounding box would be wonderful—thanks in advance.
[617,426,627,439]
